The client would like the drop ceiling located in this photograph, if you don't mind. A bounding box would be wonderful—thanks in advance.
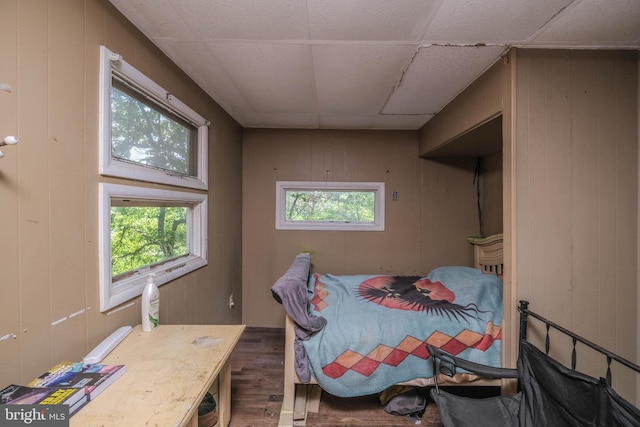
[109,0,640,130]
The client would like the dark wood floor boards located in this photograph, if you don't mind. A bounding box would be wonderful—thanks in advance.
[229,327,443,427]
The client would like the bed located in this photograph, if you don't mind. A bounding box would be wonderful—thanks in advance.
[272,234,504,426]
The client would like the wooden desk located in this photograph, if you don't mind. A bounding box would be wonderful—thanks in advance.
[71,324,245,427]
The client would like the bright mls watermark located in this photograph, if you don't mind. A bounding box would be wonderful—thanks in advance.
[0,406,68,426]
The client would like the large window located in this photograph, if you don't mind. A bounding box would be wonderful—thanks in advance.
[98,46,209,311]
[276,181,385,231]
[99,46,208,190]
[99,184,207,311]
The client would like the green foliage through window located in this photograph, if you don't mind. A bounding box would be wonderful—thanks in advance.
[276,181,384,231]
[111,79,197,177]
[285,190,375,223]
[111,205,188,278]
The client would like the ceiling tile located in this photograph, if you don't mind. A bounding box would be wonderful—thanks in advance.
[169,0,310,40]
[313,44,417,114]
[243,113,320,129]
[382,45,507,115]
[153,40,260,126]
[206,42,316,114]
[423,0,574,43]
[532,0,640,46]
[110,0,640,130]
[318,115,377,129]
[110,0,198,40]
[319,114,432,130]
[308,0,438,41]
[372,114,433,130]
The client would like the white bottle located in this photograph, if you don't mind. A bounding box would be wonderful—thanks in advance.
[141,274,159,332]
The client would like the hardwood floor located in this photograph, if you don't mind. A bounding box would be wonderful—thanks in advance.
[228,327,444,427]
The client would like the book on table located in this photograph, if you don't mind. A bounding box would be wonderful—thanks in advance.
[0,384,88,415]
[28,361,126,400]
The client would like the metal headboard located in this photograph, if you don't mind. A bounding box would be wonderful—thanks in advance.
[518,300,640,386]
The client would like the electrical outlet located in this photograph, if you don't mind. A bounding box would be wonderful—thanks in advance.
[228,294,235,309]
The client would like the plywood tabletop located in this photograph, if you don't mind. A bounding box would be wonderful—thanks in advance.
[71,324,245,427]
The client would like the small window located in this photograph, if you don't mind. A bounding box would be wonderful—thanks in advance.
[99,46,208,190]
[99,183,207,311]
[276,181,385,231]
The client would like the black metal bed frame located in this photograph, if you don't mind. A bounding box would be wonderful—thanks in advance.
[518,300,640,386]
[429,301,640,427]
[429,300,640,394]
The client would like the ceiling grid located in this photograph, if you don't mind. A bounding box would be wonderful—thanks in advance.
[109,0,640,130]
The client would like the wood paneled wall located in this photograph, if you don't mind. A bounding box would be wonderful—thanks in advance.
[419,49,640,404]
[0,0,242,387]
[514,49,638,402]
[418,58,510,156]
[481,152,503,237]
[419,55,515,366]
[242,129,481,328]
[420,48,638,403]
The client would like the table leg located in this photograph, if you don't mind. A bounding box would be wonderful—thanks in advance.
[218,359,232,426]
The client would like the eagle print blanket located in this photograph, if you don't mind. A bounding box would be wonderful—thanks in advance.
[302,266,503,397]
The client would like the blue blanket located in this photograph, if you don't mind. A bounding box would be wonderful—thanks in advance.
[303,266,503,397]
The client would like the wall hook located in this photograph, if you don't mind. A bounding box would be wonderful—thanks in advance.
[0,135,19,159]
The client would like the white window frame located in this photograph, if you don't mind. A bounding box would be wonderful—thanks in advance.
[99,45,209,190]
[99,183,208,312]
[276,181,385,231]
